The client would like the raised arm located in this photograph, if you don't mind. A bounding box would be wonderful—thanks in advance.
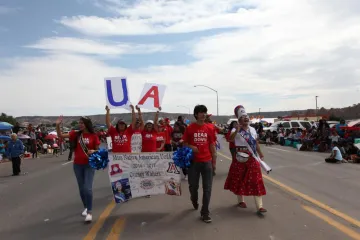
[55,116,70,139]
[130,105,136,129]
[153,107,161,132]
[136,105,144,131]
[229,125,240,141]
[105,105,111,129]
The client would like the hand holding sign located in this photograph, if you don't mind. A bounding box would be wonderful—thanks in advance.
[56,115,63,126]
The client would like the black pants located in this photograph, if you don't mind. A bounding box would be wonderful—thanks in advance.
[325,158,340,163]
[188,161,213,216]
[11,157,21,175]
[164,144,172,152]
[68,149,73,160]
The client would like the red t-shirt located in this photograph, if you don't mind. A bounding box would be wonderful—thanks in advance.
[206,123,218,140]
[164,125,173,144]
[108,126,133,153]
[69,131,100,165]
[182,123,215,162]
[156,132,166,151]
[226,132,235,149]
[141,130,158,152]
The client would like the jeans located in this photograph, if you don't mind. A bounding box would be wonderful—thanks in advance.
[188,161,213,216]
[73,164,95,212]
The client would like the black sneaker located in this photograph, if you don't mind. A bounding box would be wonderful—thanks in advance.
[201,215,212,223]
[192,201,199,210]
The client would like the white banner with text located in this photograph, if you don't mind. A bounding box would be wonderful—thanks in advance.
[108,152,182,203]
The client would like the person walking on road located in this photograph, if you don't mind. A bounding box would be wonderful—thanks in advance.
[6,133,24,176]
[182,105,216,223]
[224,105,267,213]
[56,116,100,223]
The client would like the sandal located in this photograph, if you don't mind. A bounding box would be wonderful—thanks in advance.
[258,208,267,213]
[238,202,247,208]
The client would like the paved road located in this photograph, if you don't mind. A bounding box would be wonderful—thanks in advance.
[0,139,359,240]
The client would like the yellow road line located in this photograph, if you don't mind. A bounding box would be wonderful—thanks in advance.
[303,205,360,240]
[217,151,360,228]
[83,200,116,240]
[106,218,126,240]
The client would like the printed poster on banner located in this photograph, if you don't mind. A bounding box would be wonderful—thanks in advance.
[137,83,166,111]
[108,152,181,203]
[131,134,142,153]
[104,77,131,110]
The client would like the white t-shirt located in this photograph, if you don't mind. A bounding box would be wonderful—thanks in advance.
[231,127,257,147]
[329,135,340,142]
[332,146,343,161]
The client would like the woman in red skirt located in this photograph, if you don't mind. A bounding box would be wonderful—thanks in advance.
[224,105,267,213]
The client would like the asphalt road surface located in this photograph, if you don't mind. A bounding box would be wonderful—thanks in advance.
[1,138,360,240]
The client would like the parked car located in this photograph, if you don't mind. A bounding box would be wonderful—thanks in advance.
[263,120,312,133]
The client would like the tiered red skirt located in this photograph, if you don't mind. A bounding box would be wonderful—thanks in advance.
[224,156,266,196]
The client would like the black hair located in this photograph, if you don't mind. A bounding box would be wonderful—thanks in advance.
[116,119,127,133]
[80,117,95,134]
[70,117,95,150]
[228,121,237,132]
[193,105,207,120]
[177,116,183,121]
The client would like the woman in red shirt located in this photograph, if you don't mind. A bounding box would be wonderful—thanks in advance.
[141,107,161,152]
[105,105,137,153]
[156,119,166,152]
[56,116,100,223]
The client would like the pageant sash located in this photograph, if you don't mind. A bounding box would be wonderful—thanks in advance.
[238,130,272,174]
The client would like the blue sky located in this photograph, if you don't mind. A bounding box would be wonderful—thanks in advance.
[1,0,359,117]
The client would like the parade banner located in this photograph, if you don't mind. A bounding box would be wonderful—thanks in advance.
[137,83,166,111]
[104,77,131,110]
[108,152,181,203]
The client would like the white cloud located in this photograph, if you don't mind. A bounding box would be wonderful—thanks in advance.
[0,6,18,15]
[59,0,261,36]
[26,37,170,55]
[2,0,360,117]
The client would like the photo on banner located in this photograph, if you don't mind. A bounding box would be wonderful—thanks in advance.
[104,77,132,110]
[108,152,181,203]
[137,83,167,111]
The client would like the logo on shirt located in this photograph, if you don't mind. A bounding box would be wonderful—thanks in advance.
[81,138,90,145]
[114,134,128,144]
[145,134,153,139]
[156,136,164,141]
[193,132,208,144]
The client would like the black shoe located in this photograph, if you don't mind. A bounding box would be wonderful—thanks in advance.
[201,215,212,223]
[192,201,199,210]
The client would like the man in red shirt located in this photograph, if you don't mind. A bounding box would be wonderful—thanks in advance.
[182,105,216,223]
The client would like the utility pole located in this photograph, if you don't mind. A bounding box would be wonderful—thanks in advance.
[315,96,319,121]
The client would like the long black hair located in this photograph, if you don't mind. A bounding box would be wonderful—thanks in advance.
[70,117,95,150]
[115,119,127,133]
[228,121,237,132]
[80,117,95,134]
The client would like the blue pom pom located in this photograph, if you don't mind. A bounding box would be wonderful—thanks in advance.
[88,148,109,170]
[172,147,193,168]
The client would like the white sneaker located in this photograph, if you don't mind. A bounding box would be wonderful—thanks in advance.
[81,208,87,217]
[184,176,188,181]
[85,214,92,222]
